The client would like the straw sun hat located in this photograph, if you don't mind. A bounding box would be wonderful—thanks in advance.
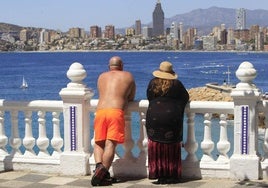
[152,61,178,80]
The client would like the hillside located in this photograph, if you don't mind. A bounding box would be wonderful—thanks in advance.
[0,22,23,33]
[165,6,268,35]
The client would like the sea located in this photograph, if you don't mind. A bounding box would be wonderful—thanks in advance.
[0,51,267,158]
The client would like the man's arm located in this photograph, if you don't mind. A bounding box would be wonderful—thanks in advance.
[128,81,136,101]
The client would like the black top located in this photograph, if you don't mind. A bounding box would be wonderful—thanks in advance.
[146,78,189,143]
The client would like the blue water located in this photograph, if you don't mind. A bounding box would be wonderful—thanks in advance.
[1,51,268,101]
[0,51,267,158]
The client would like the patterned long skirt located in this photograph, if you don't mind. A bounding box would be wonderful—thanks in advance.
[148,139,182,180]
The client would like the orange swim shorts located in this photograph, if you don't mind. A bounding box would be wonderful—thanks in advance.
[94,108,125,144]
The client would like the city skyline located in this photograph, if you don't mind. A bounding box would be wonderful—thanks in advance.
[1,0,268,32]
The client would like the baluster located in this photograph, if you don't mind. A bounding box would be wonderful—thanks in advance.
[36,111,49,156]
[137,111,148,155]
[136,110,148,169]
[51,112,63,157]
[122,112,134,160]
[184,112,198,162]
[216,114,230,163]
[0,111,8,155]
[262,110,268,161]
[89,112,96,166]
[9,110,22,156]
[183,111,201,178]
[23,111,36,156]
[200,113,214,163]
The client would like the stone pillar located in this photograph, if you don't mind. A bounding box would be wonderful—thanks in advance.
[59,62,94,175]
[230,61,261,180]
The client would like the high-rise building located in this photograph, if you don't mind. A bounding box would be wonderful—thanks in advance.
[43,31,51,43]
[227,28,235,45]
[142,27,153,39]
[184,28,197,49]
[40,29,45,44]
[125,28,135,36]
[152,0,164,36]
[104,25,115,39]
[90,25,102,38]
[255,32,264,51]
[234,29,250,42]
[202,36,217,51]
[220,29,228,45]
[69,27,83,38]
[170,22,179,39]
[179,22,183,42]
[135,20,141,35]
[20,29,30,42]
[236,8,246,30]
[250,25,260,40]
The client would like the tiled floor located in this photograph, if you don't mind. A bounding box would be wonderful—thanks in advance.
[0,170,268,188]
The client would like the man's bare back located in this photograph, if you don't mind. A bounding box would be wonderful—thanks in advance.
[97,56,136,110]
[92,56,136,186]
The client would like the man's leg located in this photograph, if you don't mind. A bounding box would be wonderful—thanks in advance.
[102,139,117,170]
[94,141,105,164]
[92,140,112,186]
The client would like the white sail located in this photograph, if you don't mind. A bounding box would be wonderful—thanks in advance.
[21,76,28,89]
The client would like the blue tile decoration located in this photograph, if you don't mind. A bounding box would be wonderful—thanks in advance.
[241,105,249,155]
[70,106,77,151]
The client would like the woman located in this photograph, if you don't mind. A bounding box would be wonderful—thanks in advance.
[146,61,189,184]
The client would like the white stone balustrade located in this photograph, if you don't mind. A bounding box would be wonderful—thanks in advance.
[0,61,267,181]
[230,61,261,180]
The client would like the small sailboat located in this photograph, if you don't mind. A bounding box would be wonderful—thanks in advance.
[21,76,28,89]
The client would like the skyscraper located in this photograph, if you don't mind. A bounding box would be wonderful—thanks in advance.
[170,22,179,39]
[90,25,102,38]
[104,25,115,39]
[135,20,141,35]
[152,0,164,36]
[179,22,183,42]
[236,8,246,30]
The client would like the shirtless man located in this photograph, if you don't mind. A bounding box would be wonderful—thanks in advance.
[91,56,136,186]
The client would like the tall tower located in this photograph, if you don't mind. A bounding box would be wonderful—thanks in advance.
[90,25,102,38]
[236,8,246,30]
[135,20,141,35]
[170,22,179,39]
[40,29,45,44]
[152,0,164,36]
[179,22,183,41]
[104,25,115,39]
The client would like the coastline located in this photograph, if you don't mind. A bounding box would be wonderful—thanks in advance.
[1,50,268,54]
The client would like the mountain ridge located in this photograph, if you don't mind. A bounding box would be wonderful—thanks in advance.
[1,7,268,35]
[165,6,268,35]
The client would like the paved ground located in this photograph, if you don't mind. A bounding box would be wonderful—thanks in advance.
[0,171,268,188]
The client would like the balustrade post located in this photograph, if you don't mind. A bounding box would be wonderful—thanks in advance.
[216,114,230,163]
[184,112,198,162]
[51,111,63,157]
[183,109,201,178]
[137,110,148,156]
[200,113,215,164]
[0,111,8,155]
[59,62,94,175]
[36,111,49,156]
[230,61,261,180]
[23,111,36,156]
[122,112,134,160]
[9,110,22,156]
[0,110,9,171]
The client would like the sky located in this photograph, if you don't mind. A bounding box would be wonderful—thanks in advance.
[1,0,268,32]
